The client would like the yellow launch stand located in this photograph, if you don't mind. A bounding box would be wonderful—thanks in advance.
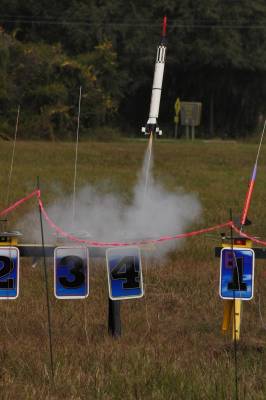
[222,299,242,341]
[221,238,252,341]
[0,231,21,246]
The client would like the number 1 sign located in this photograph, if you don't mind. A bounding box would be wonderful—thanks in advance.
[54,247,89,299]
[220,247,254,300]
[106,247,144,300]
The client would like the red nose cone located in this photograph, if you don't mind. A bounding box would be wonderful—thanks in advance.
[162,16,167,37]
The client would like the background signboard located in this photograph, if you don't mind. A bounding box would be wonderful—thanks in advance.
[54,247,89,299]
[0,247,19,300]
[180,102,202,126]
[106,247,144,300]
[220,247,254,300]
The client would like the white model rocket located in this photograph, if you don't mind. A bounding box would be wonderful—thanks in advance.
[142,16,167,136]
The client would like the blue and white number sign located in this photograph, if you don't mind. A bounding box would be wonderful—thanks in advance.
[0,247,19,300]
[106,247,144,300]
[54,247,89,299]
[220,247,254,300]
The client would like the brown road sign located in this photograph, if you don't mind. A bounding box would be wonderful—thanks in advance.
[180,102,202,126]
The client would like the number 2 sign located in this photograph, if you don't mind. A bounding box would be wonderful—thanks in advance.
[106,247,144,300]
[54,247,89,299]
[0,247,19,300]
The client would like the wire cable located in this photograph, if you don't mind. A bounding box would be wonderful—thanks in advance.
[72,86,82,223]
[6,105,20,209]
[1,17,266,29]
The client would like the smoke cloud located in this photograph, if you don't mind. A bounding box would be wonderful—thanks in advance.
[19,142,202,257]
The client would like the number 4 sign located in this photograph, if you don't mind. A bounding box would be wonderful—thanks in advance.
[106,247,144,300]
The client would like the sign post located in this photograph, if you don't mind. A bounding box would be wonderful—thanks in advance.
[108,299,121,338]
[174,98,181,139]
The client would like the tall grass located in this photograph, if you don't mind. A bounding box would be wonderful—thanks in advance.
[0,139,266,399]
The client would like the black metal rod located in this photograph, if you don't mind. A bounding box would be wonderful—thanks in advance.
[37,177,55,383]
[108,299,121,337]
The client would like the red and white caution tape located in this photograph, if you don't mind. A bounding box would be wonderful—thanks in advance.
[0,189,40,217]
[37,194,232,247]
[4,189,266,248]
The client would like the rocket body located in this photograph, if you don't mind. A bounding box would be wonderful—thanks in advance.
[142,17,167,136]
[148,45,166,125]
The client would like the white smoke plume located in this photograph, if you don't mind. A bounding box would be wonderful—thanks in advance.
[19,141,202,257]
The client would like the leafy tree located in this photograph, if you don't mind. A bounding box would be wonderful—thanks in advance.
[0,0,266,137]
[0,29,123,138]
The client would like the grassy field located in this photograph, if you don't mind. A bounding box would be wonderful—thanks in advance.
[0,139,266,399]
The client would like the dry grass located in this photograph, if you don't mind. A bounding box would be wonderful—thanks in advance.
[0,139,266,399]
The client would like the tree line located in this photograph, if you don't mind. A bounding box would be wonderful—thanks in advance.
[0,0,265,139]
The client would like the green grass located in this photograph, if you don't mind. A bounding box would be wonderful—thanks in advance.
[0,139,266,399]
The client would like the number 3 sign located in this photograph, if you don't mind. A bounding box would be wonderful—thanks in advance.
[106,247,144,300]
[54,247,89,299]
